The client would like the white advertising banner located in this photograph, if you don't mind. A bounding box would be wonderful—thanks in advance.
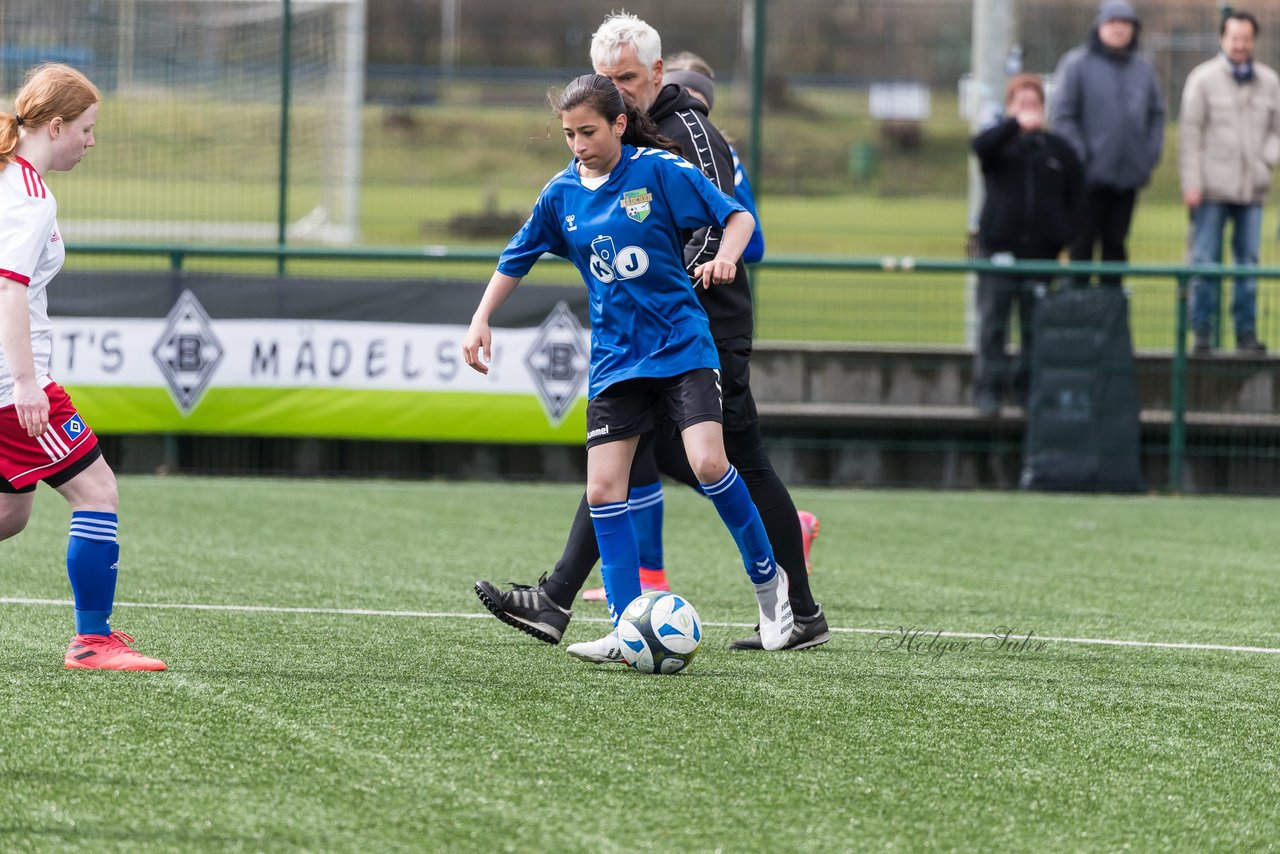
[53,290,591,438]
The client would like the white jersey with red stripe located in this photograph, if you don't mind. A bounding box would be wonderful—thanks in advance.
[0,155,63,408]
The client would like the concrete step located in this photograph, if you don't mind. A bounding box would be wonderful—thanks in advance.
[751,343,1279,419]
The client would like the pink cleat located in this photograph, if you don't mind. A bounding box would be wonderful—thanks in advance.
[65,631,167,671]
[797,510,820,574]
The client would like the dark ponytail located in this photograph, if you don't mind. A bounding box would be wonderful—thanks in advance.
[551,73,682,156]
[622,104,682,155]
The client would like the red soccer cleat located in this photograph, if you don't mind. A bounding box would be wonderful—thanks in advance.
[639,567,669,592]
[797,510,820,574]
[65,631,167,671]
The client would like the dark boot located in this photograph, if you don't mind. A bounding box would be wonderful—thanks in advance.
[1191,329,1212,356]
[1237,332,1267,355]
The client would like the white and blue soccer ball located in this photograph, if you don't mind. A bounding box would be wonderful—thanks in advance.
[617,590,702,674]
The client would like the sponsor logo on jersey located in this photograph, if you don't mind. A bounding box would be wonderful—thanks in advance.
[588,234,650,284]
[620,188,652,222]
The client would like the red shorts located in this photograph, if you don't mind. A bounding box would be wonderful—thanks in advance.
[0,382,100,491]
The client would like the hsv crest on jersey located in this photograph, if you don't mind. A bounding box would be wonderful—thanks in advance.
[60,414,86,442]
[620,188,652,222]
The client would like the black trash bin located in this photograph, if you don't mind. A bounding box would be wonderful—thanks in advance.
[1020,286,1144,492]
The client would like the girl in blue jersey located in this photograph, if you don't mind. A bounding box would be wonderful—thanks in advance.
[462,74,793,660]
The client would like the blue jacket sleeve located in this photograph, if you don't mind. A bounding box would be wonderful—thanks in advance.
[731,145,765,263]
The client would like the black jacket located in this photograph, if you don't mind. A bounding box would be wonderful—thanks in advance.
[972,118,1084,259]
[648,83,754,339]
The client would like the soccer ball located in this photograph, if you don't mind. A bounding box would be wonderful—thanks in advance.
[616,591,702,674]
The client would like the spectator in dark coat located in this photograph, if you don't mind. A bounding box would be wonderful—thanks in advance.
[1050,0,1165,286]
[972,74,1084,416]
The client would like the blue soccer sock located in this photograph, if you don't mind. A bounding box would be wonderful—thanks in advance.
[628,481,665,570]
[590,501,641,626]
[66,511,119,636]
[700,466,778,584]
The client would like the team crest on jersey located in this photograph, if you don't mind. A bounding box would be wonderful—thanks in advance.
[620,188,652,222]
[61,414,86,443]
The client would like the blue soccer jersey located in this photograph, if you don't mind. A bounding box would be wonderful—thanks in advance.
[498,144,745,399]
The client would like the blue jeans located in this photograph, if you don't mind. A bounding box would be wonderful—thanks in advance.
[1189,202,1262,336]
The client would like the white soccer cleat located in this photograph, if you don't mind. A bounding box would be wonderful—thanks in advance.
[566,630,626,665]
[753,566,794,651]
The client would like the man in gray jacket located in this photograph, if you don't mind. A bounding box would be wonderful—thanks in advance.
[1051,0,1165,286]
[1180,9,1279,355]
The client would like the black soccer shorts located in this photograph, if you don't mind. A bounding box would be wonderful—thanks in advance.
[585,368,723,449]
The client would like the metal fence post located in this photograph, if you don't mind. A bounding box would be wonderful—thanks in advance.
[1170,274,1189,491]
[1209,278,1223,349]
[276,0,293,276]
[748,0,765,195]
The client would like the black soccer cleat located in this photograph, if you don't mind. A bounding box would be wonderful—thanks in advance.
[728,605,831,651]
[474,574,572,645]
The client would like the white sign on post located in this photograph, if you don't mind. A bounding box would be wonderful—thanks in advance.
[869,82,931,122]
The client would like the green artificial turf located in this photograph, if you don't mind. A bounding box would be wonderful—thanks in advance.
[2,477,1277,851]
